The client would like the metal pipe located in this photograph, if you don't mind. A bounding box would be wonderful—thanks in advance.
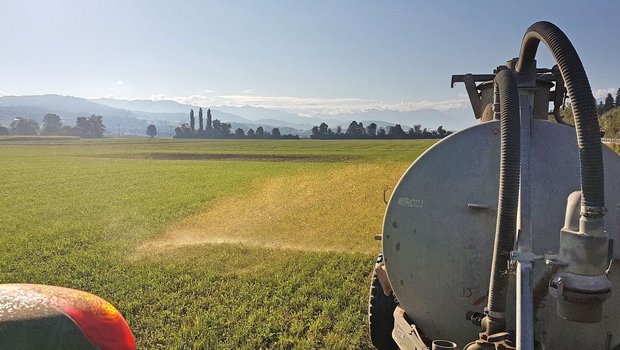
[515,90,535,350]
[516,261,534,350]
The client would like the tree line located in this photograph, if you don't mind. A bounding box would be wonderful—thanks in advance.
[561,88,620,137]
[310,121,450,139]
[597,89,620,116]
[0,114,105,138]
[173,108,299,139]
[597,89,620,137]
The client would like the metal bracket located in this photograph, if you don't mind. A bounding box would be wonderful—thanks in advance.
[468,203,490,210]
[463,74,483,119]
[509,251,542,274]
[374,264,393,297]
[392,306,430,350]
[544,253,568,266]
[550,65,568,124]
[510,251,541,262]
[451,73,495,120]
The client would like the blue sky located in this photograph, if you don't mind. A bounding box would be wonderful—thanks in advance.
[0,0,618,115]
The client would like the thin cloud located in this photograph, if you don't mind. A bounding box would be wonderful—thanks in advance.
[110,85,615,115]
[99,94,133,100]
[149,94,168,101]
[593,88,617,99]
[169,93,469,115]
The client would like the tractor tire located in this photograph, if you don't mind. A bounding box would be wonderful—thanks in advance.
[368,253,398,350]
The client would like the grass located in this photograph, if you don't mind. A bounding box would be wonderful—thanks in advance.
[0,138,435,349]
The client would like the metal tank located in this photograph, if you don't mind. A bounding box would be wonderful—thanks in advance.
[368,21,620,350]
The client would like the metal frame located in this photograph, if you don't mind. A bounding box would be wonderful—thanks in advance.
[515,84,536,350]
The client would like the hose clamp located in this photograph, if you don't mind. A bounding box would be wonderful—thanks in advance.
[483,308,505,319]
[581,206,607,217]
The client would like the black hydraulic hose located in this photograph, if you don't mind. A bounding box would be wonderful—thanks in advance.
[516,21,605,214]
[486,70,521,324]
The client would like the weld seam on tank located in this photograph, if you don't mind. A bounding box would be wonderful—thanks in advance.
[486,69,521,327]
[515,21,605,221]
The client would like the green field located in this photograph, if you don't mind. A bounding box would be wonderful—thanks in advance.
[0,138,435,349]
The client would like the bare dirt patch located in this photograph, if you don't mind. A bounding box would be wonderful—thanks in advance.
[0,136,80,142]
[87,152,349,162]
[137,162,407,256]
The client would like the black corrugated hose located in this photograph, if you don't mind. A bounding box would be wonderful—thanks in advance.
[516,21,605,214]
[484,21,606,334]
[486,70,521,328]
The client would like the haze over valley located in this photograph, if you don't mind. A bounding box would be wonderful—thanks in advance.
[0,94,474,136]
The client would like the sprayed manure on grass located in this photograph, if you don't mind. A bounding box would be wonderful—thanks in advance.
[139,162,406,256]
[1,139,434,348]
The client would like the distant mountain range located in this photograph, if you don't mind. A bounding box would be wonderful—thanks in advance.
[0,94,475,136]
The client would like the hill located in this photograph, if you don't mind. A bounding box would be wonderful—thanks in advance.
[1,95,475,136]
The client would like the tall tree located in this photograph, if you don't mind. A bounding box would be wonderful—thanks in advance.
[437,125,447,137]
[604,93,615,113]
[146,124,157,138]
[388,124,405,137]
[174,126,183,137]
[75,117,90,138]
[256,126,265,137]
[318,122,329,135]
[235,128,245,136]
[198,108,204,131]
[597,101,605,116]
[220,122,232,135]
[41,113,62,134]
[272,128,281,137]
[75,115,104,138]
[346,121,359,136]
[212,119,221,134]
[311,126,320,138]
[88,115,105,138]
[206,109,213,130]
[616,88,620,108]
[357,122,365,135]
[366,123,377,136]
[247,128,255,137]
[189,109,195,131]
[10,117,39,135]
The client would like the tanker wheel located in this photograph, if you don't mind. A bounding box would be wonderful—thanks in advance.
[368,253,398,350]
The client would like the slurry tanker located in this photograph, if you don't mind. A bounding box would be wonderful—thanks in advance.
[368,21,620,350]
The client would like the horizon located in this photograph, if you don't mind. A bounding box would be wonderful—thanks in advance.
[0,93,468,133]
